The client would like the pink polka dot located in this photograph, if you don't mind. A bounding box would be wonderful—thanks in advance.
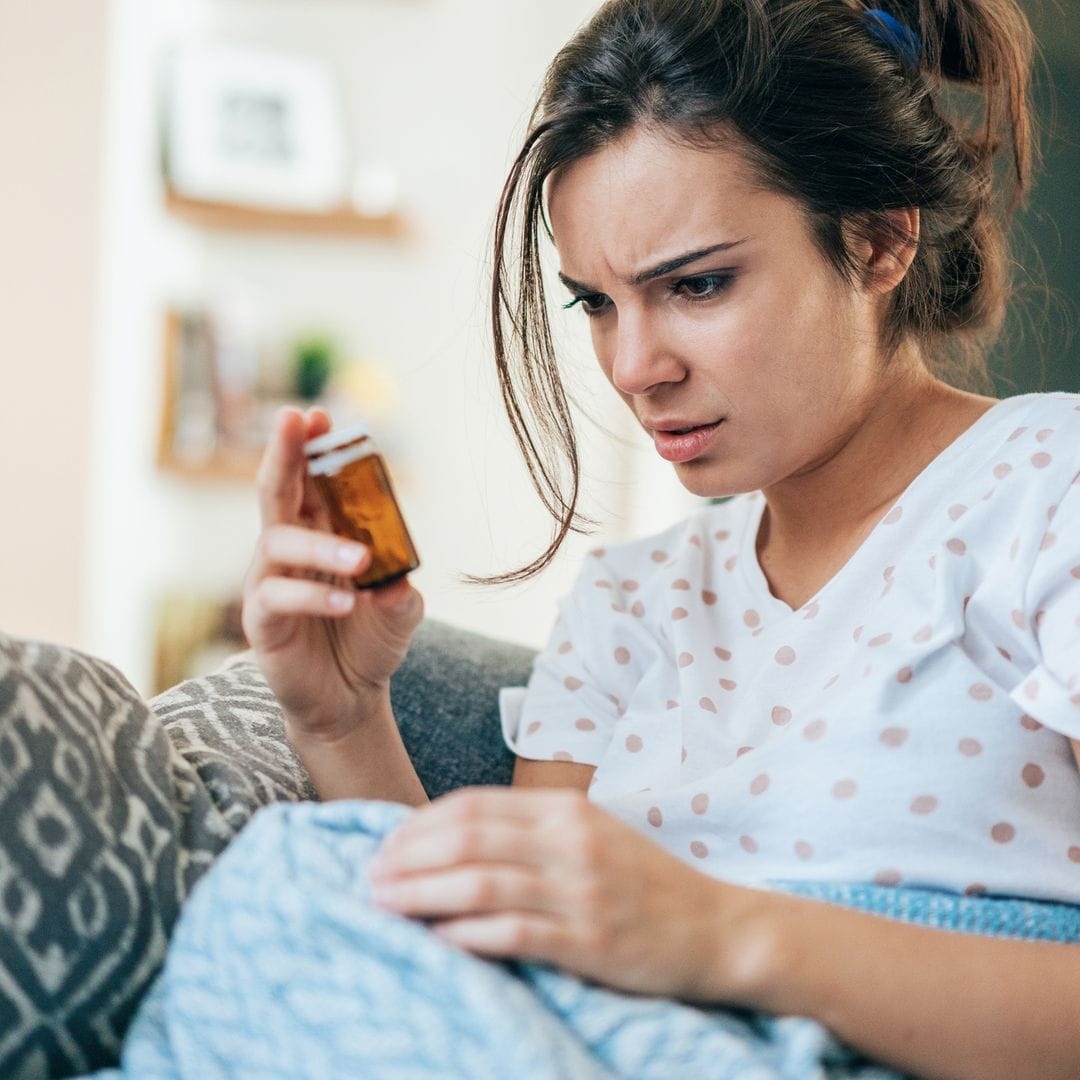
[832,779,858,799]
[699,697,717,713]
[969,683,993,702]
[526,721,542,736]
[595,580,613,592]
[1041,532,1057,551]
[1070,566,1080,581]
[622,580,639,592]
[1008,426,1028,442]
[1024,678,1040,701]
[589,547,606,558]
[880,726,909,747]
[868,633,893,648]
[614,647,631,665]
[948,504,968,521]
[897,666,914,684]
[666,699,678,710]
[794,840,814,860]
[574,718,596,731]
[883,505,903,525]
[691,793,709,815]
[714,646,732,661]
[719,678,737,691]
[965,883,987,897]
[910,795,939,815]
[775,646,797,665]
[739,835,758,854]
[611,603,626,614]
[853,625,864,642]
[690,840,709,859]
[672,578,691,590]
[928,555,937,569]
[771,706,793,726]
[1020,714,1043,732]
[997,646,1013,662]
[958,738,983,757]
[993,462,1012,479]
[724,555,738,571]
[1011,609,1027,630]
[743,609,761,628]
[802,600,820,619]
[564,677,583,691]
[678,652,695,668]
[631,601,646,617]
[1068,847,1080,864]
[991,822,1016,844]
[750,773,770,796]
[681,746,688,763]
[883,566,896,581]
[803,719,827,741]
[1022,763,1045,788]
[913,624,933,643]
[702,590,718,605]
[625,734,644,753]
[651,550,669,563]
[946,538,967,556]
[1031,452,1052,469]
[688,535,703,548]
[557,641,572,654]
[1047,505,1058,521]
[647,807,663,828]
[672,607,689,621]
[714,529,731,541]
[553,751,574,762]
[736,745,754,757]
[874,870,902,887]
[1036,428,1054,442]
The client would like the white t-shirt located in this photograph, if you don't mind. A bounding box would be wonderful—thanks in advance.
[501,392,1080,902]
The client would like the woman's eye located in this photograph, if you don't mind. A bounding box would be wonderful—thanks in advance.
[563,293,610,317]
[673,273,734,301]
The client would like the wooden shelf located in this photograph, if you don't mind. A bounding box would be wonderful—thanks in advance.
[164,187,408,239]
[157,453,261,484]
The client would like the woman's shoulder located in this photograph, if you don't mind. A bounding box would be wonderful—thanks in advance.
[581,494,760,583]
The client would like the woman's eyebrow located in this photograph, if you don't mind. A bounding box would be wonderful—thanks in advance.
[557,239,748,294]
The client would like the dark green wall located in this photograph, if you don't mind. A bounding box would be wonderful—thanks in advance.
[991,2,1079,394]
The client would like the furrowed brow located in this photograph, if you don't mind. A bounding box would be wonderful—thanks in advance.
[557,239,748,295]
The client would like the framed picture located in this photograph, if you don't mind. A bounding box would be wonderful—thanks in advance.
[164,41,349,212]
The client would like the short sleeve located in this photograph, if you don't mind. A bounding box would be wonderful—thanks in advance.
[1008,470,1080,736]
[500,552,660,767]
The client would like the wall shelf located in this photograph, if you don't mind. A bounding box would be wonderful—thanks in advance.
[164,186,408,239]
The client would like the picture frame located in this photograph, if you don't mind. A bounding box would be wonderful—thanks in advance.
[164,41,350,212]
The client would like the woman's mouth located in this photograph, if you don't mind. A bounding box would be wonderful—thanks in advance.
[651,421,723,463]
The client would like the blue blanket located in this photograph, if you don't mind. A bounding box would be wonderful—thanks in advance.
[89,800,1080,1080]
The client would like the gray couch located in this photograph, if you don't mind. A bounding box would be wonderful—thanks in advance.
[0,622,536,1079]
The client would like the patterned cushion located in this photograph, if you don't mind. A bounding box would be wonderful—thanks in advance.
[0,621,536,1078]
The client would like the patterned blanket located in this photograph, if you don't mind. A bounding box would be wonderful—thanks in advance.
[87,799,1080,1080]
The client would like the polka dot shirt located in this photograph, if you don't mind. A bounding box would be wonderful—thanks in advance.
[501,393,1080,901]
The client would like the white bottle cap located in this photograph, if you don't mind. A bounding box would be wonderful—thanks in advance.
[303,419,370,458]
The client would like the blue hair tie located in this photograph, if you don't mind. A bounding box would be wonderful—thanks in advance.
[863,8,921,69]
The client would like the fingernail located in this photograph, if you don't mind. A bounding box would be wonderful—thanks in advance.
[328,589,355,612]
[334,543,365,568]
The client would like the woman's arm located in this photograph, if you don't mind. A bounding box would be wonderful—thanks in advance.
[370,787,1080,1080]
[511,756,595,791]
[730,887,1080,1080]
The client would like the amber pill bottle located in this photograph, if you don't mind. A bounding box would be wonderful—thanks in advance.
[304,421,420,589]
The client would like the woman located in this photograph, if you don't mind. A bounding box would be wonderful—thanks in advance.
[234,1,1080,1077]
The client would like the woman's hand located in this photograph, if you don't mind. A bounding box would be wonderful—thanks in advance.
[242,407,424,741]
[367,787,761,1001]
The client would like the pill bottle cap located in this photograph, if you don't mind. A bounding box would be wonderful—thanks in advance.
[303,419,370,458]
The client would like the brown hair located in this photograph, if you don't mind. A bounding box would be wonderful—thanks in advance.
[487,0,1036,582]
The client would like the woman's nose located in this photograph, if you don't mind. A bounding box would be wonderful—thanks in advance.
[608,316,685,396]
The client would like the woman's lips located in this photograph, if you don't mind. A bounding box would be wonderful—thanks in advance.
[651,421,723,463]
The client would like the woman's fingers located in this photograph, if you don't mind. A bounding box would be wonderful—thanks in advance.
[248,575,358,625]
[253,523,370,581]
[256,408,309,527]
[371,865,554,918]
[369,820,543,880]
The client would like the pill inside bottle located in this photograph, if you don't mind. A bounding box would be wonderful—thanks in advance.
[304,420,420,589]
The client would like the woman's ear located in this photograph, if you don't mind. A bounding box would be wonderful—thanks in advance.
[858,208,920,294]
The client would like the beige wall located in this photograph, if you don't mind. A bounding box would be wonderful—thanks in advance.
[0,0,107,644]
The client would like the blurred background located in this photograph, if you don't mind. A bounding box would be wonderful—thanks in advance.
[0,0,1076,695]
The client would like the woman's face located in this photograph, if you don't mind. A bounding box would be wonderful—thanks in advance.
[546,125,902,499]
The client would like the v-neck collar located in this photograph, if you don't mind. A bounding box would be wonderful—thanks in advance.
[735,394,1029,618]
